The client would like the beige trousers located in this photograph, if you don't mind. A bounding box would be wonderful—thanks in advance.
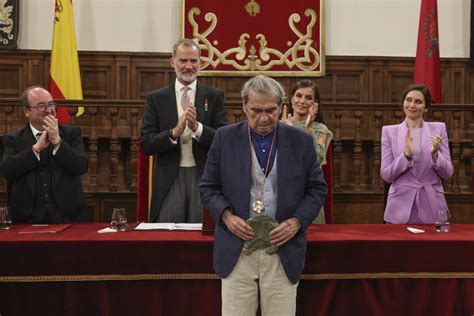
[221,250,298,316]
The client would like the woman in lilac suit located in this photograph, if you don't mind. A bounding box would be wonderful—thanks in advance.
[381,84,453,224]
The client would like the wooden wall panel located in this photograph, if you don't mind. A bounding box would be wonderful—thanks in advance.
[112,56,131,100]
[80,55,116,99]
[82,67,112,98]
[2,190,472,224]
[385,69,412,103]
[27,57,48,87]
[368,60,385,102]
[2,50,474,104]
[219,77,246,103]
[311,76,333,102]
[0,50,473,224]
[0,61,23,97]
[131,56,173,99]
[467,70,474,104]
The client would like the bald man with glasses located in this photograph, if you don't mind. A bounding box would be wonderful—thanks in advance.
[0,86,90,223]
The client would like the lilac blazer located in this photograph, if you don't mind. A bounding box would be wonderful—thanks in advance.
[381,120,453,224]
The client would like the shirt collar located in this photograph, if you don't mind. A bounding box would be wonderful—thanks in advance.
[30,124,42,137]
[175,79,197,94]
[249,127,277,142]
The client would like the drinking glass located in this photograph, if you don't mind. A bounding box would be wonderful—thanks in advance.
[111,208,127,231]
[0,207,12,230]
[434,209,450,233]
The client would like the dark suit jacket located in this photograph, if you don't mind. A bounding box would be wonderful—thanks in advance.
[0,125,89,222]
[199,122,327,284]
[140,82,228,222]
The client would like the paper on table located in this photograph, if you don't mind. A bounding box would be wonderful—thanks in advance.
[19,224,71,234]
[135,223,202,231]
[407,227,425,234]
[97,227,118,234]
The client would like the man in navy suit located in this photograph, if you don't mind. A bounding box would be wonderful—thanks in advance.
[140,38,228,223]
[200,75,327,315]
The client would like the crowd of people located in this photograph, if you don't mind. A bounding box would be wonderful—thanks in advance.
[0,38,454,315]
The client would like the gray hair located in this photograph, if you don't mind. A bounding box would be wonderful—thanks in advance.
[172,38,201,58]
[241,75,285,106]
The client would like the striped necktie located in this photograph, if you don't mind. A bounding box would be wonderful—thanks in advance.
[181,86,190,111]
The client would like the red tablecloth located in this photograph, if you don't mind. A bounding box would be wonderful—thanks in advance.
[1,223,474,316]
[306,224,474,275]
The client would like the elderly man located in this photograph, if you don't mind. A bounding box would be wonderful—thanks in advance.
[200,75,327,315]
[141,38,228,223]
[0,86,89,223]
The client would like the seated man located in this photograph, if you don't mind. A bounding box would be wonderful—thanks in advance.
[0,86,89,223]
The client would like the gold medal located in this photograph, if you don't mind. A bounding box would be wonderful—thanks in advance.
[248,125,277,215]
[252,200,265,214]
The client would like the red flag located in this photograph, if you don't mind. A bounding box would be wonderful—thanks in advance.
[414,0,442,103]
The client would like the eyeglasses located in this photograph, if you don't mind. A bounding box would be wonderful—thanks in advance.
[28,101,57,111]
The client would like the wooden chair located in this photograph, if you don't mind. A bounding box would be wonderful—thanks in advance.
[322,144,334,223]
[136,145,154,222]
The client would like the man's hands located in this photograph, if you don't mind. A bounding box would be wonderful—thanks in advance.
[269,217,301,247]
[186,105,198,132]
[222,210,255,240]
[43,115,61,146]
[222,209,301,247]
[33,115,61,152]
[171,105,199,139]
[171,112,187,140]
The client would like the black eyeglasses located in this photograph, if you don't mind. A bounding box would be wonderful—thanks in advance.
[28,101,57,111]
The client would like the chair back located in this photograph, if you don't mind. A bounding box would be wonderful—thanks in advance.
[136,145,154,222]
[321,143,333,223]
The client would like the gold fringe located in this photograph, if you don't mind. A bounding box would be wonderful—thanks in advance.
[2,272,474,283]
[302,272,474,280]
[0,273,220,283]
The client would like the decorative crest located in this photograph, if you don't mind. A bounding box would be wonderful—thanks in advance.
[423,9,439,57]
[245,0,260,17]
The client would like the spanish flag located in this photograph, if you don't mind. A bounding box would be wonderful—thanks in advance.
[49,0,83,124]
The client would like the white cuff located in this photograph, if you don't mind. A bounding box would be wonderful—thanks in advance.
[192,122,203,141]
